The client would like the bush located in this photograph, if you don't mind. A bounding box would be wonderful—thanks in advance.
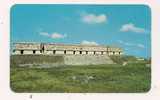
[110,55,138,64]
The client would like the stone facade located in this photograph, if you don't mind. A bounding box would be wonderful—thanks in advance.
[12,42,123,56]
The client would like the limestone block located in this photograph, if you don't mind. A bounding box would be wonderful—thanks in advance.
[36,50,41,54]
[82,51,86,54]
[95,51,101,55]
[15,43,41,50]
[56,50,64,54]
[24,50,33,54]
[88,51,94,55]
[103,52,107,55]
[66,51,73,54]
[108,52,113,55]
[75,51,80,55]
[114,52,120,55]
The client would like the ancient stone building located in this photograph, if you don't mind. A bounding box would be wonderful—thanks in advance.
[12,42,123,56]
[12,42,123,66]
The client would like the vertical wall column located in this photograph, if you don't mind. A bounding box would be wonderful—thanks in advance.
[88,51,94,55]
[65,50,74,54]
[75,51,80,55]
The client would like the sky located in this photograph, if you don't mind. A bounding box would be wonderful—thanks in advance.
[10,4,151,58]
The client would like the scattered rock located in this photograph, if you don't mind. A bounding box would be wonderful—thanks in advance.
[71,75,94,84]
[87,76,94,80]
[72,76,76,80]
[122,62,127,66]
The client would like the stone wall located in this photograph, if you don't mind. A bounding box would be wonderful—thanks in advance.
[14,43,41,50]
[11,54,114,67]
[11,55,65,67]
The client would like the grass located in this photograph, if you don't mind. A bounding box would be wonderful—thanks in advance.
[110,55,147,64]
[10,63,151,93]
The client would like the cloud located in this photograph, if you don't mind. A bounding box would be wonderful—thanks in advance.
[39,32,50,37]
[81,40,99,45]
[120,23,145,33]
[81,12,107,24]
[137,44,145,48]
[117,40,123,44]
[117,40,145,49]
[117,40,134,46]
[50,32,67,39]
[39,32,67,39]
[124,43,134,46]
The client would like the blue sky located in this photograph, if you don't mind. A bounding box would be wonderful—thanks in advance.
[11,5,151,58]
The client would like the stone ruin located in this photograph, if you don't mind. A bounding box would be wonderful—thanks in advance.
[11,42,123,66]
[12,42,123,56]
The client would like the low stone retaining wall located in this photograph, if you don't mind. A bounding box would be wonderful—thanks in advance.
[11,54,114,68]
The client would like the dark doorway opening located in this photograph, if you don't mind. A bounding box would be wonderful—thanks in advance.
[40,43,45,53]
[101,51,103,55]
[33,50,36,54]
[53,50,56,54]
[94,51,96,55]
[20,50,24,54]
[13,50,15,53]
[64,50,66,54]
[119,52,121,55]
[113,51,115,55]
[73,51,76,54]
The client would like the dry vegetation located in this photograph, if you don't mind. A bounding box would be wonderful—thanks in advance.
[10,55,151,93]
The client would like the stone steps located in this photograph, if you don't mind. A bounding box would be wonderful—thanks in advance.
[64,55,114,65]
